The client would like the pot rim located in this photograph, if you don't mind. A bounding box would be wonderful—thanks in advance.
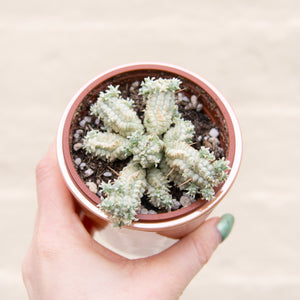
[57,62,242,231]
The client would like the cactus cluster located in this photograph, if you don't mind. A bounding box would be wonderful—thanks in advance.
[82,77,230,227]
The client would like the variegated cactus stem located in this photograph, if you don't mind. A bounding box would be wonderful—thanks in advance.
[90,85,144,137]
[98,160,147,227]
[78,76,230,227]
[140,77,182,135]
[146,168,175,210]
[164,141,230,200]
[130,132,165,168]
[163,117,195,144]
[83,130,131,161]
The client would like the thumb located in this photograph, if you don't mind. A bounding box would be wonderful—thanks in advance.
[35,141,79,229]
[146,215,234,289]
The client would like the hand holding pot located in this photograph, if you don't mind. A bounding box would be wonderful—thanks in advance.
[22,142,234,300]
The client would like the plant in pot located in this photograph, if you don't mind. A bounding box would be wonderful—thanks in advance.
[57,63,242,239]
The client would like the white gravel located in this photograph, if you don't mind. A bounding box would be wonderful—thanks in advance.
[73,143,83,151]
[171,200,181,210]
[180,195,192,207]
[86,181,98,193]
[74,157,82,165]
[209,128,219,138]
[79,119,86,127]
[196,103,203,112]
[191,95,198,108]
[79,162,86,170]
[84,168,94,177]
[103,172,112,177]
[140,208,149,214]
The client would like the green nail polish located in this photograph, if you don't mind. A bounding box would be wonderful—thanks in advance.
[217,214,235,242]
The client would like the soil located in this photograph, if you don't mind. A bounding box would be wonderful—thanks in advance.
[69,78,226,214]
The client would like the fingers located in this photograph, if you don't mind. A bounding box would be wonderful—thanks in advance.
[33,140,132,264]
[35,141,79,229]
[79,212,108,236]
[145,215,234,288]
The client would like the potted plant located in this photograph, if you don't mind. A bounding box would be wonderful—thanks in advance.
[57,63,242,239]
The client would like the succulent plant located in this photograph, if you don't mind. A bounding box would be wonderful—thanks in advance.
[99,160,147,227]
[83,77,230,227]
[146,168,174,210]
[90,85,144,137]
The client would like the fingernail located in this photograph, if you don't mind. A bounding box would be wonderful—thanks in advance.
[217,214,235,242]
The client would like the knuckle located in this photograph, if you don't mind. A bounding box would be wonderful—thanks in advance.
[35,156,55,181]
[22,246,38,287]
[34,230,60,261]
[190,236,212,266]
[36,243,58,263]
[36,158,49,177]
[21,253,31,283]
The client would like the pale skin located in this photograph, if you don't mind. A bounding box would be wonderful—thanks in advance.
[22,142,223,300]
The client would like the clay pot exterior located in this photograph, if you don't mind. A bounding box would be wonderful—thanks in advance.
[57,62,242,239]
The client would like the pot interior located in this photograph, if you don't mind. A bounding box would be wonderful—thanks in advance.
[64,68,233,222]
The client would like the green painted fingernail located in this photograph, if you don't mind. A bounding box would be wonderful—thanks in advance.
[217,214,235,242]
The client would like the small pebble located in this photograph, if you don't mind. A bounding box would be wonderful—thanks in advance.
[84,116,92,123]
[79,119,86,127]
[171,200,181,210]
[131,81,140,88]
[74,157,82,165]
[73,143,83,151]
[86,181,98,194]
[209,128,219,138]
[94,118,100,125]
[79,162,86,170]
[137,205,145,214]
[182,95,190,103]
[76,129,84,135]
[190,197,197,204]
[180,195,192,207]
[184,103,194,110]
[148,210,157,215]
[183,192,191,198]
[197,135,202,142]
[183,193,196,203]
[84,168,94,177]
[96,190,102,197]
[191,95,198,108]
[177,92,183,102]
[208,137,220,146]
[203,140,212,149]
[103,171,112,177]
[196,103,203,112]
[73,133,81,140]
[140,208,149,214]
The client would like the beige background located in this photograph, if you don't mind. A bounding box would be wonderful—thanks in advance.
[1,0,300,299]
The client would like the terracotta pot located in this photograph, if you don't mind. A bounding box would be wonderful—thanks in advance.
[57,62,242,239]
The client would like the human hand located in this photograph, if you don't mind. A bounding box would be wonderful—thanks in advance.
[22,142,234,300]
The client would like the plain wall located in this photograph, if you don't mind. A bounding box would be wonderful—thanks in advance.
[1,0,300,299]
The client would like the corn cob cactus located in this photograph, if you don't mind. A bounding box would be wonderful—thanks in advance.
[163,117,195,144]
[146,168,174,210]
[164,142,230,200]
[140,77,181,135]
[81,77,230,227]
[99,161,147,227]
[130,133,164,168]
[83,130,131,161]
[90,85,144,137]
